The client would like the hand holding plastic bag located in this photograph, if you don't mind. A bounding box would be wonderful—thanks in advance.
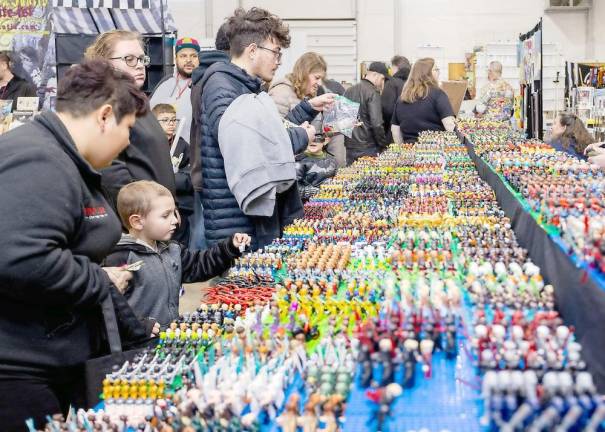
[322,95,360,138]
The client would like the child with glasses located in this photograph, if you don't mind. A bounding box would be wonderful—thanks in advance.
[152,103,194,246]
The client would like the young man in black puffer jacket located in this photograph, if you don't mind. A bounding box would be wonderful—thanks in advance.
[198,7,334,249]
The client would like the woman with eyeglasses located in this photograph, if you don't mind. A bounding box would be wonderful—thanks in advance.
[84,30,176,209]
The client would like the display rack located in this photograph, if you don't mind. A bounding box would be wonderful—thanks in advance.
[566,62,605,140]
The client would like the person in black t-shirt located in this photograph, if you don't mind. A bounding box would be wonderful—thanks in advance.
[391,58,455,143]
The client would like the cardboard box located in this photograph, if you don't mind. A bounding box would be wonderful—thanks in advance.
[440,80,468,116]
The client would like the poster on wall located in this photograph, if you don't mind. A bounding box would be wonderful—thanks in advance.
[0,0,54,108]
[519,30,542,86]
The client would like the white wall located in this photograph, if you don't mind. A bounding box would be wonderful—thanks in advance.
[239,0,355,19]
[391,0,588,63]
[168,0,206,41]
[356,0,395,62]
[590,0,605,60]
[170,0,603,69]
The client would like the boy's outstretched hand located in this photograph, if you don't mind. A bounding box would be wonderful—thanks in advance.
[233,233,252,252]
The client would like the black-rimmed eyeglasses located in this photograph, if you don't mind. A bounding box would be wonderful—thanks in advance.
[257,46,282,63]
[109,54,151,68]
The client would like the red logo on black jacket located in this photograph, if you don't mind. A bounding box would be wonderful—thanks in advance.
[83,206,108,219]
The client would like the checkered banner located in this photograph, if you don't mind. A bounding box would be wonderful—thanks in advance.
[51,0,150,9]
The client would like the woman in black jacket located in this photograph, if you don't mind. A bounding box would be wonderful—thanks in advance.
[84,30,176,209]
[0,60,148,431]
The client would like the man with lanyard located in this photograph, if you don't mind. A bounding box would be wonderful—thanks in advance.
[150,37,200,144]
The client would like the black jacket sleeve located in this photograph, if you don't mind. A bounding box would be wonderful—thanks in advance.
[286,99,318,125]
[368,91,389,149]
[180,236,241,283]
[108,285,149,348]
[287,127,310,155]
[381,81,398,128]
[285,100,318,154]
[0,148,110,308]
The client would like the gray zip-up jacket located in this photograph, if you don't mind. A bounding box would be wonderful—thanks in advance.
[104,234,240,326]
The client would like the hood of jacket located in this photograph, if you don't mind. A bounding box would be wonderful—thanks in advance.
[34,112,102,186]
[200,60,262,94]
[269,76,293,91]
[113,234,171,255]
[191,49,230,86]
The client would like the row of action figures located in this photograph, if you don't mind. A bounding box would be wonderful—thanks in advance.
[33,130,603,431]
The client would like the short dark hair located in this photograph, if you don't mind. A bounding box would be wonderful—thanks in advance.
[391,55,411,70]
[56,59,148,122]
[215,22,230,52]
[226,7,290,57]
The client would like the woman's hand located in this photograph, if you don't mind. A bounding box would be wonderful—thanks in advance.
[584,142,605,157]
[589,153,605,169]
[103,267,133,294]
[308,93,336,111]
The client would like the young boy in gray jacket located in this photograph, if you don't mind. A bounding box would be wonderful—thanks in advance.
[104,180,250,327]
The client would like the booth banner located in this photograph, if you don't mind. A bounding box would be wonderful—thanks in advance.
[0,0,55,108]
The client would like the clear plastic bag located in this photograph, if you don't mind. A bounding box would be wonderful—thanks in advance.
[322,95,360,138]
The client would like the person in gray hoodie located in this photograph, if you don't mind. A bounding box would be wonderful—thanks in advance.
[104,180,250,327]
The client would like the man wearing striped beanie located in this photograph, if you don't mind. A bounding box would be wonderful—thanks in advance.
[150,37,200,145]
